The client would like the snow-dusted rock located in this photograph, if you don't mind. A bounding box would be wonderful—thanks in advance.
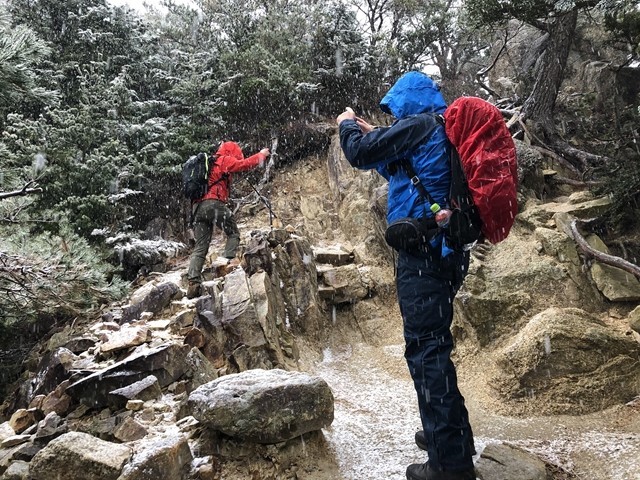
[494,307,640,415]
[66,343,191,409]
[107,375,162,410]
[117,430,192,480]
[476,443,547,480]
[100,325,151,354]
[121,282,181,323]
[188,369,334,444]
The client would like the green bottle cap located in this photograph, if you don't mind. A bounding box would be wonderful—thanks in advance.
[430,203,441,213]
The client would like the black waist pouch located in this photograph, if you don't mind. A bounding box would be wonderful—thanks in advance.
[384,217,439,251]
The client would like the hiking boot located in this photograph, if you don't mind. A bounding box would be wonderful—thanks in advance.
[406,462,476,480]
[186,281,202,299]
[415,431,476,456]
[415,430,428,451]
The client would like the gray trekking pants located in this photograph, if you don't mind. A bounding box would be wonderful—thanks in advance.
[187,199,240,283]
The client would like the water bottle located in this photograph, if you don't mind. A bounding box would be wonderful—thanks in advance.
[430,203,452,228]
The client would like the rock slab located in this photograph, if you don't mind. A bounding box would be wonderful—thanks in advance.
[28,431,131,480]
[188,369,334,444]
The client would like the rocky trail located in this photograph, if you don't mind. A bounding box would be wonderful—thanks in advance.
[1,141,639,480]
[305,336,640,480]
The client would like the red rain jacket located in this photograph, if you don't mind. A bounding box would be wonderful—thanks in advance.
[198,141,266,203]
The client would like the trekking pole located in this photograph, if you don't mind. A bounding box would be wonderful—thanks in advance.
[245,177,278,228]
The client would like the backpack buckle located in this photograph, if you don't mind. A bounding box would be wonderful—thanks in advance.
[410,176,421,186]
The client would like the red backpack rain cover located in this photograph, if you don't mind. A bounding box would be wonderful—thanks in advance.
[444,97,518,244]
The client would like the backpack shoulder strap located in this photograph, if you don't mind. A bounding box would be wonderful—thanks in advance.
[398,159,437,206]
[388,113,447,207]
[208,154,230,188]
[399,113,445,206]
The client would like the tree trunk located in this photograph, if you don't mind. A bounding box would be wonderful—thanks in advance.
[522,9,578,125]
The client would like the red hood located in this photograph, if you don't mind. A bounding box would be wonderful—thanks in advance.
[216,141,244,160]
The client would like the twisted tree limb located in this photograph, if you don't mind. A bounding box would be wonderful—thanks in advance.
[548,175,602,188]
[547,134,612,169]
[569,218,640,279]
[476,29,510,99]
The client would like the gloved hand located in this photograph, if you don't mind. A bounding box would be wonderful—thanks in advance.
[471,242,492,261]
[197,152,206,161]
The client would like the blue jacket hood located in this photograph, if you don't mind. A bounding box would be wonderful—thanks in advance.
[380,71,447,118]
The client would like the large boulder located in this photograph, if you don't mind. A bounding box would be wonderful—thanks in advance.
[493,307,640,415]
[28,431,131,480]
[188,369,334,444]
[456,224,602,347]
[476,443,548,480]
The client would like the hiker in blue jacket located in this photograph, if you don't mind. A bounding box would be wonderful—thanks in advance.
[336,71,476,480]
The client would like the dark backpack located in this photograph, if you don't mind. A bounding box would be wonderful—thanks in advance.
[182,152,211,200]
[445,145,484,249]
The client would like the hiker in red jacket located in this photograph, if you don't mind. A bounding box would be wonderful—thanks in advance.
[186,141,270,298]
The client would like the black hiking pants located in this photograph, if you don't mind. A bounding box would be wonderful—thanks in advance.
[396,246,475,472]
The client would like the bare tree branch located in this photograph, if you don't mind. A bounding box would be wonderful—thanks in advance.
[548,175,602,188]
[547,134,612,169]
[0,180,43,200]
[569,219,640,279]
[258,136,279,191]
[476,28,510,98]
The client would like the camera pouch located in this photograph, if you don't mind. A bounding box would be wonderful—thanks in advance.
[384,216,439,251]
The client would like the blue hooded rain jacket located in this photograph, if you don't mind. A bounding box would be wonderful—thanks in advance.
[339,71,451,227]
